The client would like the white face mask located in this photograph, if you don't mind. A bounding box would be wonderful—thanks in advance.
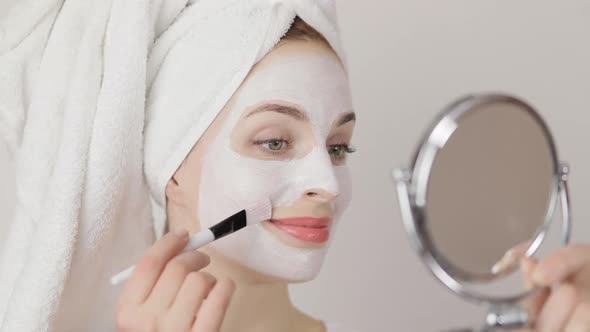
[198,45,353,281]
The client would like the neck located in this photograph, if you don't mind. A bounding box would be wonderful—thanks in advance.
[201,247,324,332]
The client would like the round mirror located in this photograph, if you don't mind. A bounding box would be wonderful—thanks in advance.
[422,95,557,280]
[393,93,572,330]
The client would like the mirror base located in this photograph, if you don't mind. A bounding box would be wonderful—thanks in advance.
[483,302,529,330]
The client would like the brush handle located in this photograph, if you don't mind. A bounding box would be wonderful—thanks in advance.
[110,229,215,286]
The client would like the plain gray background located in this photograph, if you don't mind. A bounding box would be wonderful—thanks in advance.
[1,1,589,331]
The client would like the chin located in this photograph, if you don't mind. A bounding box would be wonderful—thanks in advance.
[251,258,326,283]
[284,271,322,283]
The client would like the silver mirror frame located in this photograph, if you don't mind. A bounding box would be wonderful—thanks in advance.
[392,93,572,309]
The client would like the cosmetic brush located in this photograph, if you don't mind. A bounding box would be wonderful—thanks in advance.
[110,198,272,285]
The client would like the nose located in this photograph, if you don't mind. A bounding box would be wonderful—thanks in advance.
[297,148,340,203]
[304,188,337,203]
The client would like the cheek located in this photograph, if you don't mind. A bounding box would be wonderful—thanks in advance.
[224,151,287,197]
[197,146,287,227]
[333,166,352,220]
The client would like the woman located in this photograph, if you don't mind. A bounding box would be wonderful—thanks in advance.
[0,1,588,331]
[117,16,356,332]
[1,1,356,330]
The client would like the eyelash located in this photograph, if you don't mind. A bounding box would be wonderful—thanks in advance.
[252,138,356,160]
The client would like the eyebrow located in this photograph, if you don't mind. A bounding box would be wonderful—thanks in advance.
[246,103,356,126]
[337,112,356,126]
[246,103,308,121]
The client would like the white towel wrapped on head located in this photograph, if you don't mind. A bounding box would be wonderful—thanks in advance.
[0,0,345,331]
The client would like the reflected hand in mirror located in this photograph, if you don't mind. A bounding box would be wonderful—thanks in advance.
[492,241,532,275]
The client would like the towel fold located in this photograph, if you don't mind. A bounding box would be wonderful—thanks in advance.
[0,0,344,331]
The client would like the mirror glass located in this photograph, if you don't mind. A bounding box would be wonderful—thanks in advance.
[425,98,556,280]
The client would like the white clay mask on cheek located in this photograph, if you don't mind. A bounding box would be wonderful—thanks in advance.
[197,48,353,281]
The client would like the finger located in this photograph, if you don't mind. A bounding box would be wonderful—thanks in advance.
[536,284,579,332]
[119,229,189,305]
[533,244,590,286]
[146,250,211,310]
[192,278,235,332]
[564,302,590,332]
[166,272,217,330]
[520,257,550,321]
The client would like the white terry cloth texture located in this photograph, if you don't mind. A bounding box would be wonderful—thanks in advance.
[0,0,346,331]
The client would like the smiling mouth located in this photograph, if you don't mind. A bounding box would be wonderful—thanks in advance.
[268,217,332,243]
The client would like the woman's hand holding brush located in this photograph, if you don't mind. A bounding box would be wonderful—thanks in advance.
[115,229,234,332]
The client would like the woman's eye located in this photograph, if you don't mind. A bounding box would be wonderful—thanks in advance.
[253,138,291,154]
[266,140,285,151]
[328,144,356,161]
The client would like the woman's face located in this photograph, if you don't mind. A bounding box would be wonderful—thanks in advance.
[169,40,355,282]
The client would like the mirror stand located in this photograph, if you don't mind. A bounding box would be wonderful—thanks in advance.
[482,302,529,331]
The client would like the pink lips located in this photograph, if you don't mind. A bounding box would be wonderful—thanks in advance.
[269,217,332,243]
